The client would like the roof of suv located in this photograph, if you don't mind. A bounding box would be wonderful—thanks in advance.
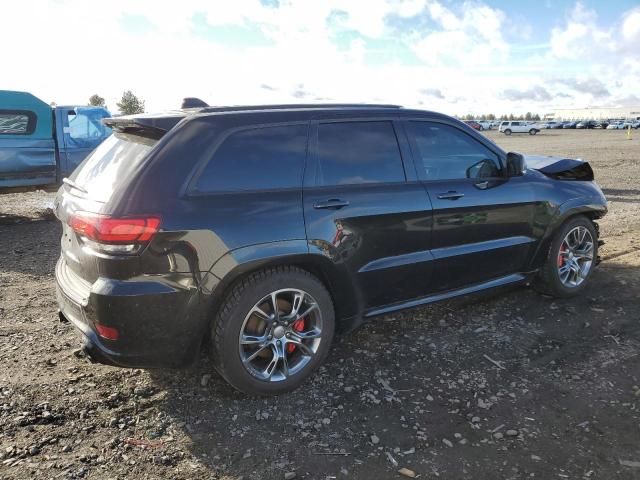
[103,103,453,137]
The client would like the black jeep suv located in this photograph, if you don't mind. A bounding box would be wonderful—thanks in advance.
[55,103,607,395]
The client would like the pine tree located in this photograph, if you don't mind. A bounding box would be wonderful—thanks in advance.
[116,90,145,115]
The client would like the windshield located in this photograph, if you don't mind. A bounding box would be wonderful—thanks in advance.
[69,133,157,202]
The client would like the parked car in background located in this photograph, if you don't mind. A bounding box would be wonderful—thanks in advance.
[475,120,491,131]
[0,90,111,192]
[606,121,624,130]
[498,121,540,135]
[54,102,607,395]
[464,120,482,131]
[563,122,578,129]
[542,121,560,129]
[576,120,597,129]
[594,121,609,129]
[622,120,640,129]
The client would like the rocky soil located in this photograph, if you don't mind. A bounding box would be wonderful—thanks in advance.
[1,129,639,479]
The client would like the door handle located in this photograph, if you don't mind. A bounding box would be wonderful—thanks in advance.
[437,191,465,200]
[313,199,350,209]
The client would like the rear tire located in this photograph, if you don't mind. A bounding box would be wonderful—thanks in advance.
[529,129,537,135]
[211,266,335,395]
[504,129,512,135]
[534,216,598,298]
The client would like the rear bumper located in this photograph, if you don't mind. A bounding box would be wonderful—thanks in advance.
[55,256,205,368]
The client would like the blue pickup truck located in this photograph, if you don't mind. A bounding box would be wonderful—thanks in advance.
[0,90,111,192]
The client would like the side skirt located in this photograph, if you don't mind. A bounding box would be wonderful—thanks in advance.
[364,272,535,318]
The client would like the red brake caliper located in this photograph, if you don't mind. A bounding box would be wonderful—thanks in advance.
[557,243,567,267]
[287,318,305,353]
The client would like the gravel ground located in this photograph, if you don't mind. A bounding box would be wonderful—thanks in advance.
[1,129,639,479]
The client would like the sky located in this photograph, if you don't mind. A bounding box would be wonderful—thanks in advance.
[3,0,640,116]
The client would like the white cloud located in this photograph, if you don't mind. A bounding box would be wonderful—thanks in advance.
[410,3,509,68]
[0,0,637,116]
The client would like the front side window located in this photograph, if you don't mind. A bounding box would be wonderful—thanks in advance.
[316,121,405,185]
[194,124,308,192]
[407,122,501,181]
[0,110,36,135]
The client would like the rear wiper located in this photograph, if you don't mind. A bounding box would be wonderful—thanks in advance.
[63,177,88,194]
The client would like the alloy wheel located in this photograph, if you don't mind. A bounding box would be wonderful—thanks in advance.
[557,226,594,287]
[238,288,323,382]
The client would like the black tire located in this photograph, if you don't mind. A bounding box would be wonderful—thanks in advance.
[211,266,335,395]
[534,216,598,298]
[529,129,537,135]
[479,126,484,131]
[504,129,512,135]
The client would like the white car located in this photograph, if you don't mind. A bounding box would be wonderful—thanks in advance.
[498,121,540,135]
[475,120,492,130]
[622,120,640,129]
[606,121,624,130]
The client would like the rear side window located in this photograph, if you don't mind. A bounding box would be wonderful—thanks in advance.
[316,121,404,185]
[194,124,308,193]
[408,122,500,181]
[0,109,36,135]
[70,134,156,202]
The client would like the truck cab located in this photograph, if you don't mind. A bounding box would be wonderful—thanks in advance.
[0,90,111,191]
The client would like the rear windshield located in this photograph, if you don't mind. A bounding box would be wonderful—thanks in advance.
[69,133,156,202]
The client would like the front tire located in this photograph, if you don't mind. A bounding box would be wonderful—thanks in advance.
[211,266,335,395]
[529,129,538,135]
[534,216,598,298]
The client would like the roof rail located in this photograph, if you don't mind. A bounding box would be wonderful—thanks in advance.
[198,103,402,113]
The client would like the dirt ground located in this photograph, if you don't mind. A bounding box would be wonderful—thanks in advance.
[1,129,639,480]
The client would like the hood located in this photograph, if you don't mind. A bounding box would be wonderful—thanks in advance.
[524,155,594,181]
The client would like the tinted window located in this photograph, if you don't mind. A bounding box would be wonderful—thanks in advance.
[408,122,500,180]
[317,121,404,185]
[0,110,35,135]
[195,124,308,192]
[71,133,156,202]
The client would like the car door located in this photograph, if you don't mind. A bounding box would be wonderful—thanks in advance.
[404,120,539,292]
[303,119,434,310]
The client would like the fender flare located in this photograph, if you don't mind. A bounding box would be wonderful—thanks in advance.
[527,197,607,270]
[198,239,363,332]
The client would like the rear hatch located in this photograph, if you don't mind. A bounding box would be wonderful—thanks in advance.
[55,114,183,288]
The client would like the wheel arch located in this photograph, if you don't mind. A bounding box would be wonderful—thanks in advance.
[527,201,605,270]
[202,242,363,335]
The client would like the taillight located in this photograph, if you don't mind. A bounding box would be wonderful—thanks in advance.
[95,323,120,341]
[69,213,160,254]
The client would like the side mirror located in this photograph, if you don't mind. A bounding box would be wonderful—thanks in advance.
[506,152,525,177]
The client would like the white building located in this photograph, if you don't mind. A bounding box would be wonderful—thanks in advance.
[544,107,640,121]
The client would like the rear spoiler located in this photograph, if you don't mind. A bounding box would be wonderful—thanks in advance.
[102,114,185,139]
